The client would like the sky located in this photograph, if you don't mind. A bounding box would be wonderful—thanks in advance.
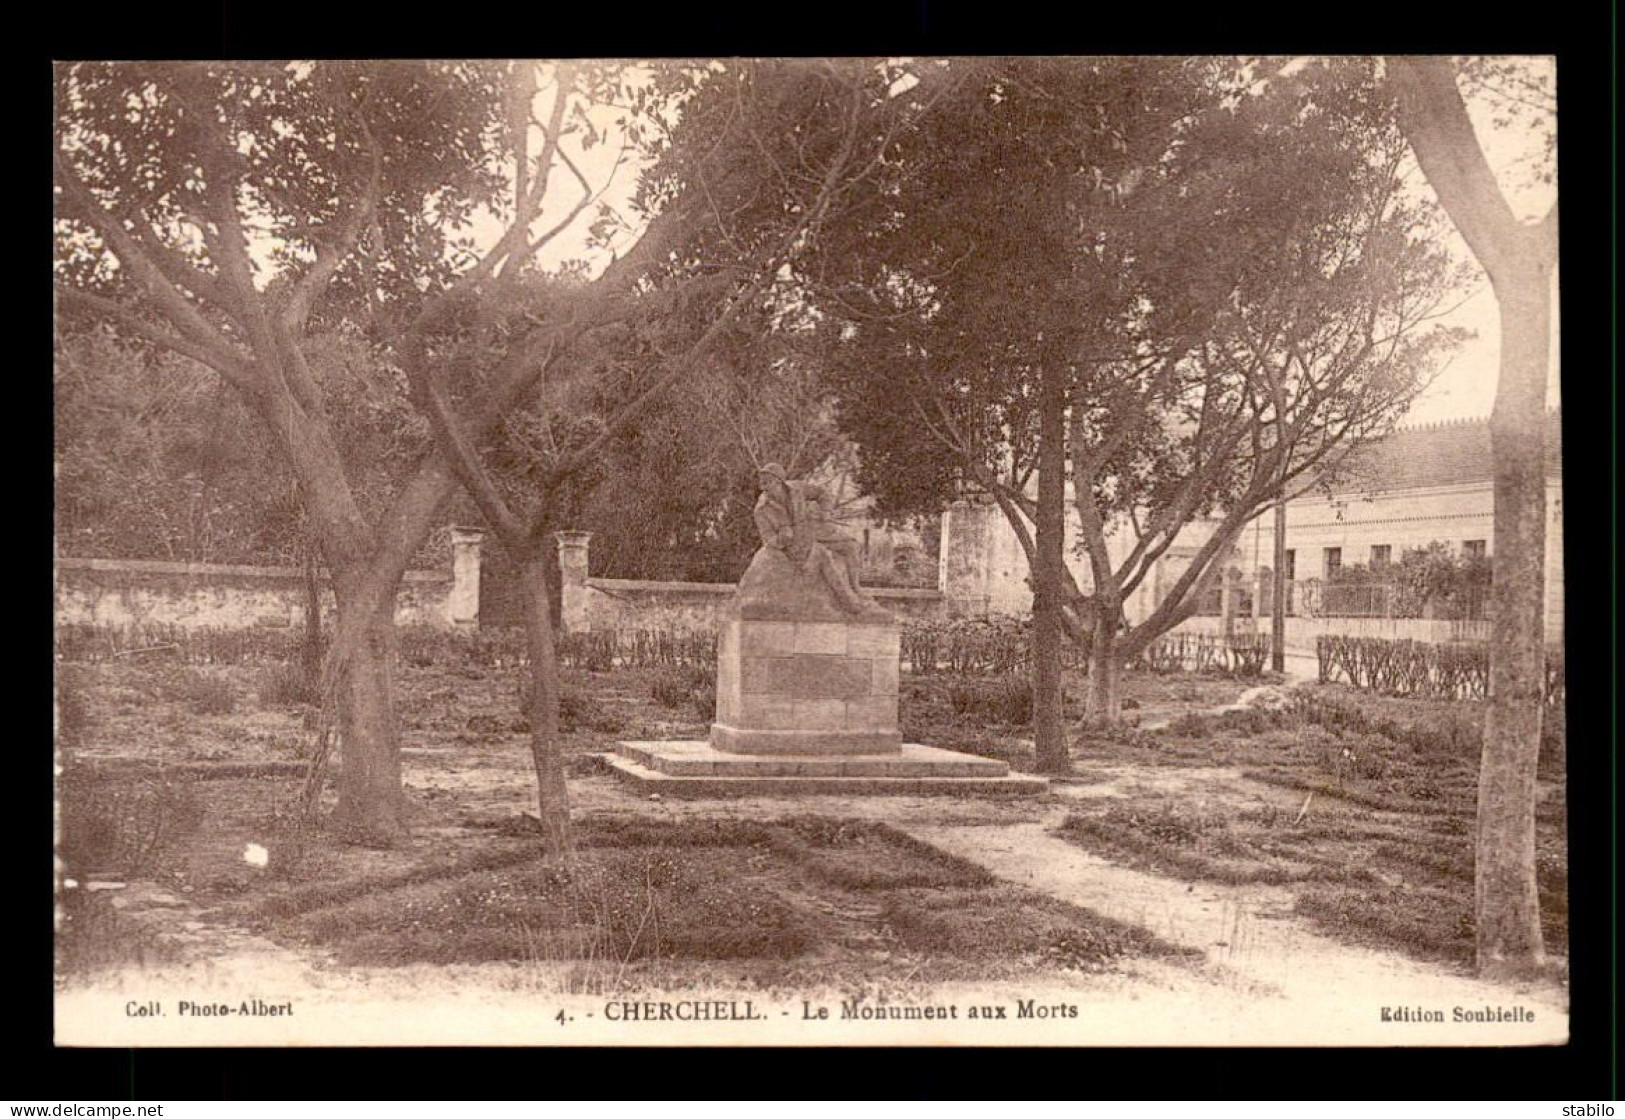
[473,58,1561,427]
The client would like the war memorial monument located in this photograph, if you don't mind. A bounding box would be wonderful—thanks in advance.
[607,464,1046,795]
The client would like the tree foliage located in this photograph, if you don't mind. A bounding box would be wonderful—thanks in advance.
[54,326,303,564]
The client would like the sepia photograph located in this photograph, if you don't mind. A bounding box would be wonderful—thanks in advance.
[52,55,1571,1049]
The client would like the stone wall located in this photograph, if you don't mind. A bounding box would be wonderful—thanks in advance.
[576,576,945,634]
[54,545,480,631]
[555,532,946,635]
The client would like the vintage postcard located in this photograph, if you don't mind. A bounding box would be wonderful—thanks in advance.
[53,56,1567,1047]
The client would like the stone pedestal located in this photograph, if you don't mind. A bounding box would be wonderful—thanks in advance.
[711,616,901,755]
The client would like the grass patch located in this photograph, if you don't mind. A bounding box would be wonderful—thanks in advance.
[308,847,812,966]
[765,818,996,891]
[1057,804,1343,887]
[258,841,545,919]
[258,664,318,708]
[881,886,1194,971]
[1296,885,1474,963]
[1057,764,1569,967]
[152,666,238,715]
[56,890,181,975]
[245,812,1184,981]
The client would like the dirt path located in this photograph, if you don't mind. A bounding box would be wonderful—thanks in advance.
[899,806,1567,1046]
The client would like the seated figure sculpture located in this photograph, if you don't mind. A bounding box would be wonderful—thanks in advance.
[739,463,891,621]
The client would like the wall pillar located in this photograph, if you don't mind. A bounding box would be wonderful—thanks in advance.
[556,531,593,634]
[446,526,485,629]
[1220,565,1239,639]
[940,500,1002,617]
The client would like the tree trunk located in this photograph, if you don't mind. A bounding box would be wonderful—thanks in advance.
[1087,611,1122,727]
[300,545,325,694]
[1476,259,1549,977]
[1031,363,1069,775]
[306,461,462,841]
[328,588,407,845]
[520,550,574,858]
[1385,55,1555,978]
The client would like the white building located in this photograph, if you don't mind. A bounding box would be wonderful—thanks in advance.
[934,409,1564,644]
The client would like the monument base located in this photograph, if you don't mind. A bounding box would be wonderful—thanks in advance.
[605,740,1048,797]
[714,616,904,755]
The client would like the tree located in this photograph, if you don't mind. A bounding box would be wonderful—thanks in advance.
[54,61,750,844]
[54,62,523,842]
[395,59,959,850]
[54,325,305,564]
[1386,55,1558,978]
[1058,98,1466,723]
[502,308,852,588]
[815,57,1236,767]
[812,58,1464,742]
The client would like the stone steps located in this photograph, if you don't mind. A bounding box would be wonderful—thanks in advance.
[605,741,1048,797]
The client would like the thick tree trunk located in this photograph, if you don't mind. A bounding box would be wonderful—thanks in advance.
[1031,364,1069,775]
[1385,55,1556,978]
[1086,612,1122,727]
[328,588,407,845]
[1475,259,1550,977]
[520,550,574,858]
[307,462,462,841]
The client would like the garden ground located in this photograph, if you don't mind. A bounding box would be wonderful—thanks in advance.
[53,652,1568,1046]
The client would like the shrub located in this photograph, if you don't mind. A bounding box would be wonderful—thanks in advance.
[619,628,716,670]
[1166,706,1283,739]
[56,621,733,677]
[559,631,619,672]
[947,676,1033,725]
[57,764,203,879]
[398,625,528,669]
[154,667,236,715]
[901,616,1071,675]
[685,662,718,720]
[259,664,318,707]
[1136,632,1267,676]
[649,663,716,720]
[1316,635,1562,704]
[55,621,305,665]
[1286,690,1526,773]
[557,688,630,735]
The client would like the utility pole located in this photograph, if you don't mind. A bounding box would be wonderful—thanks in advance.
[1271,495,1287,673]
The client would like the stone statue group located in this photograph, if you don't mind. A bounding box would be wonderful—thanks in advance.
[750,463,891,621]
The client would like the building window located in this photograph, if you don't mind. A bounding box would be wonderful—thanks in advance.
[1462,539,1487,559]
[1370,544,1391,566]
[1283,549,1295,581]
[1323,547,1342,576]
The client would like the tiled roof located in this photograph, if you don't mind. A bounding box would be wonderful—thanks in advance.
[1328,409,1562,495]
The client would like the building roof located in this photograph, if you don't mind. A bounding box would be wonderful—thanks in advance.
[1328,409,1562,496]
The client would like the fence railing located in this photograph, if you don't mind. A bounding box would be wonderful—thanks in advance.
[1294,578,1488,621]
